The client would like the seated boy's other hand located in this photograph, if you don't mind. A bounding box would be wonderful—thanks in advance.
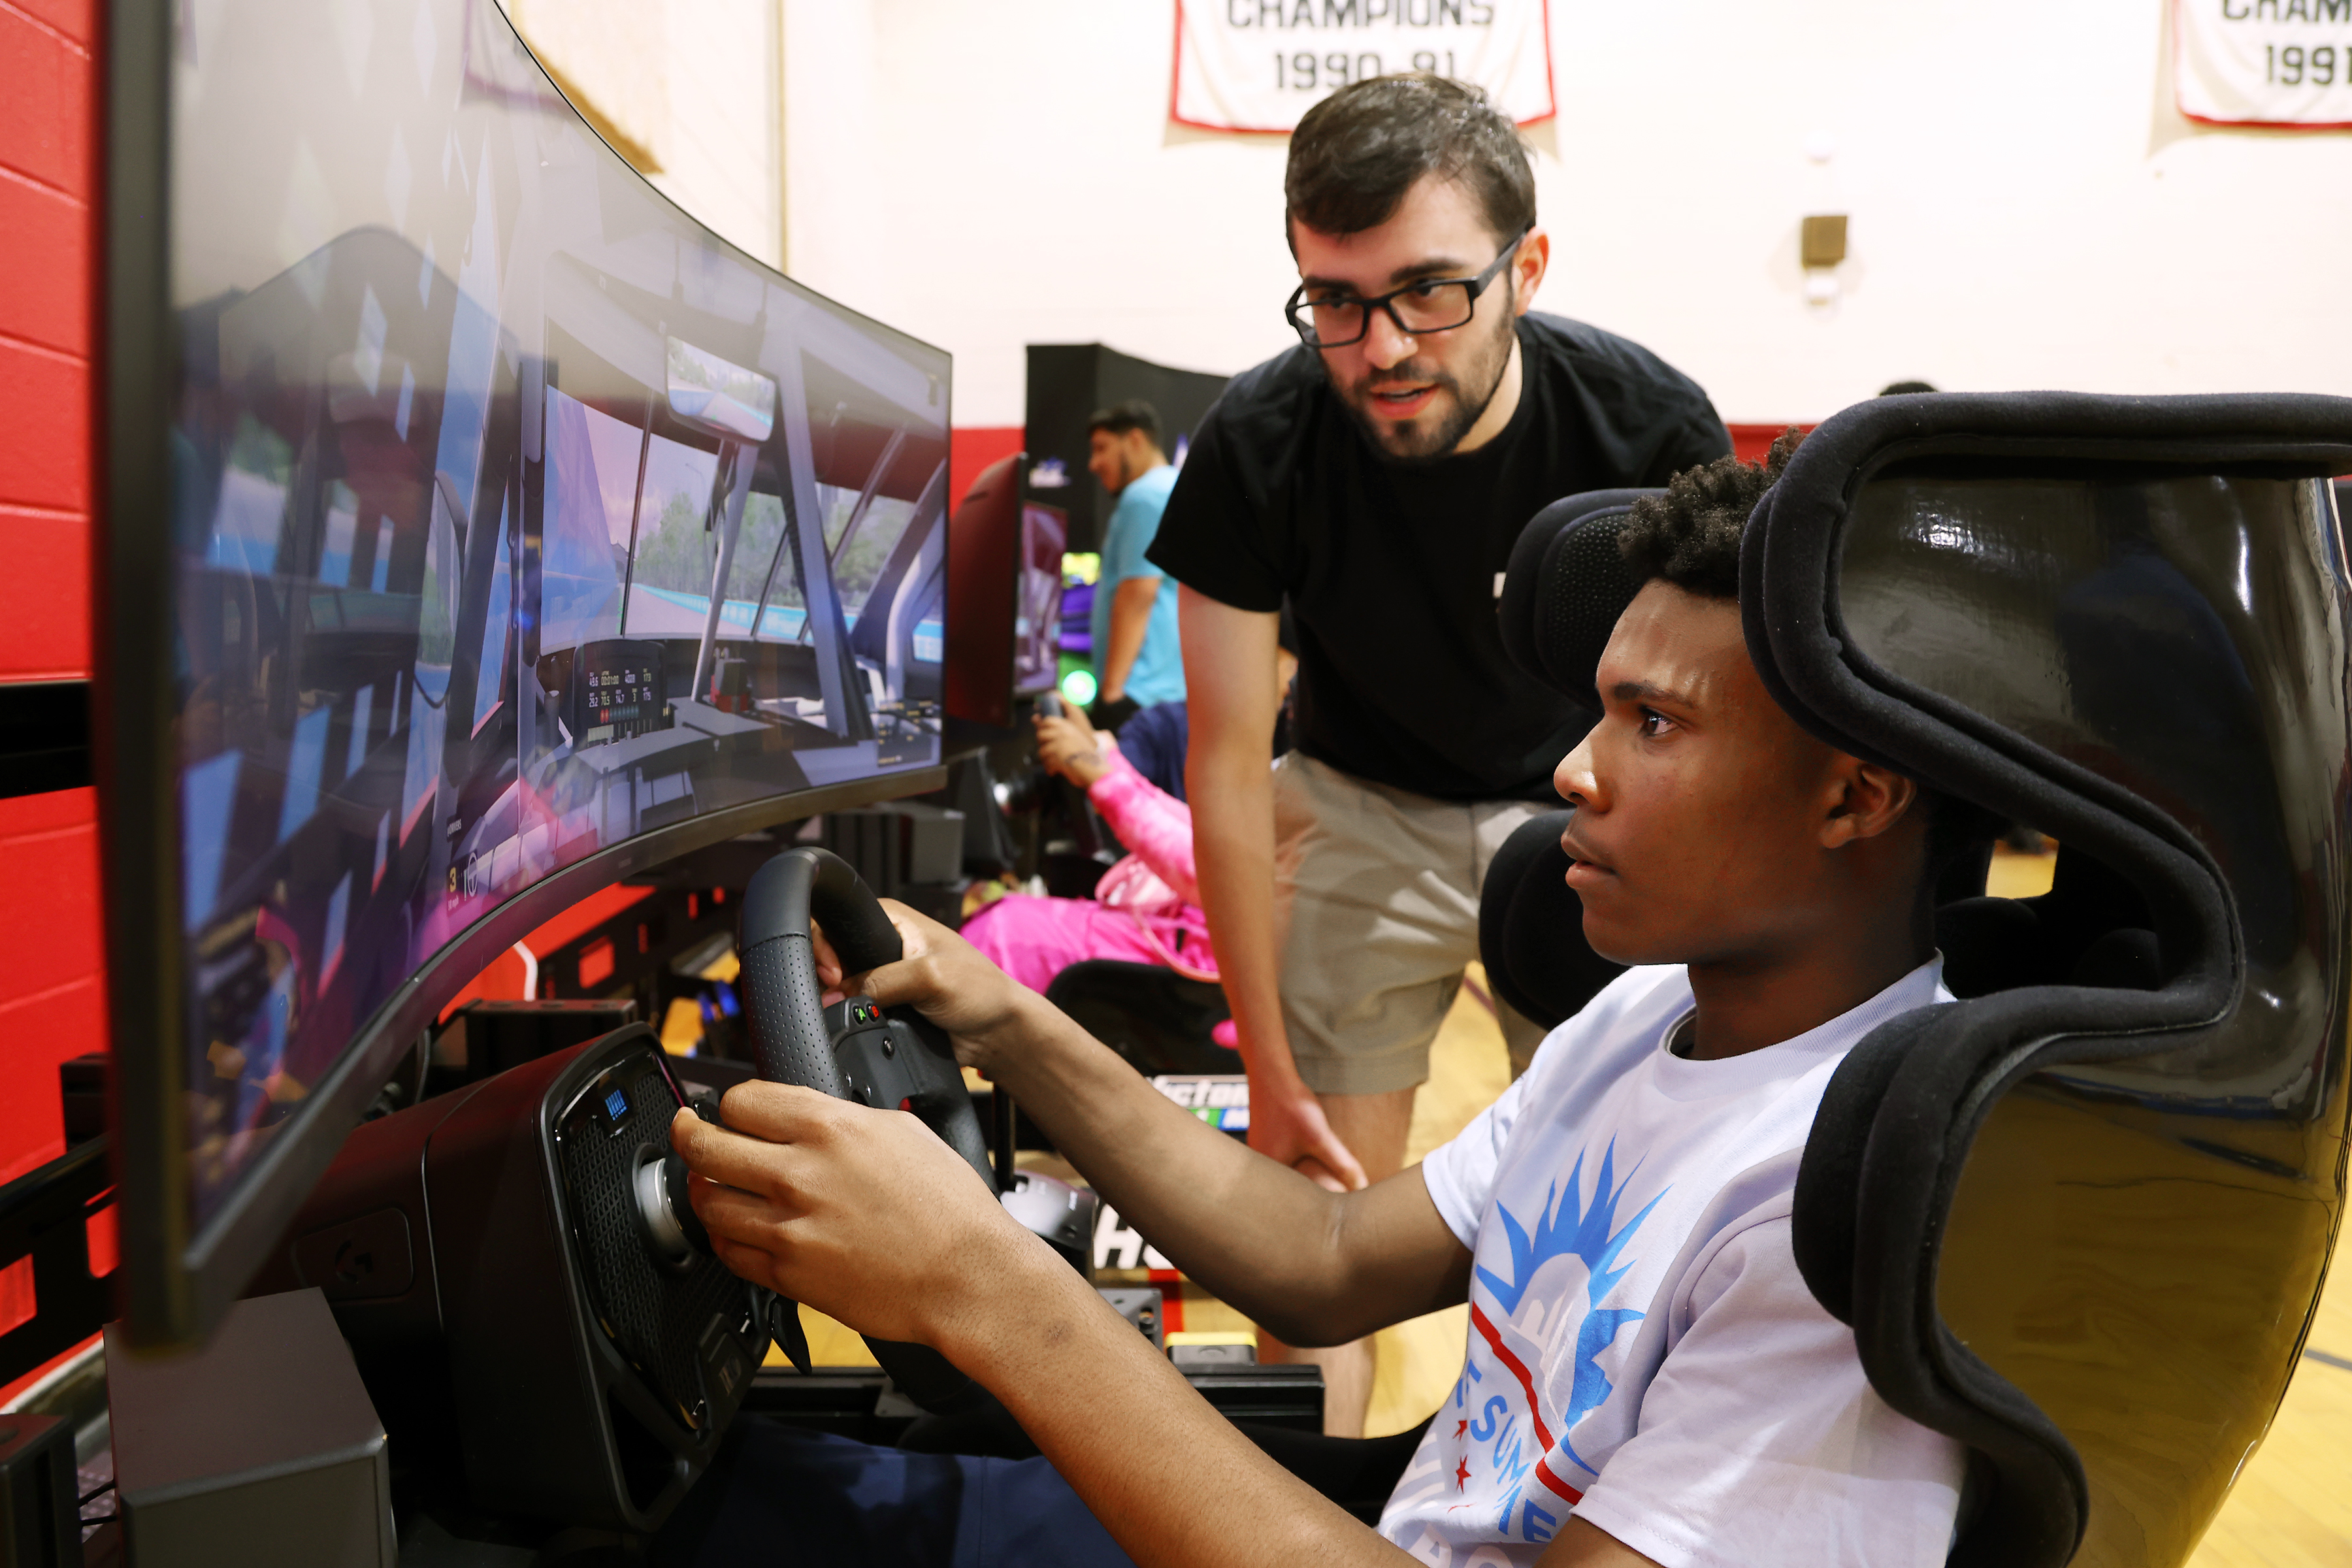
[809,900,1034,1075]
[671,1086,1043,1350]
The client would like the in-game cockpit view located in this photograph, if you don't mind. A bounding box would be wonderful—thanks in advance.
[169,0,949,1225]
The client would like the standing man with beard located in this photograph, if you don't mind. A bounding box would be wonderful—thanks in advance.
[1147,74,1729,1433]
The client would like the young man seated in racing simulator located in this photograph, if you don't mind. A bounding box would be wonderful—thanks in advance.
[664,436,1987,1567]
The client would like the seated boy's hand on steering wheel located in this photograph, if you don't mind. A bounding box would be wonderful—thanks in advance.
[671,1083,1040,1351]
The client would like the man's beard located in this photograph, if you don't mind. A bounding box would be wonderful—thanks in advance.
[1328,301,1518,467]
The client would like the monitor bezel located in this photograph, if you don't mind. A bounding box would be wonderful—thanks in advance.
[98,0,953,1347]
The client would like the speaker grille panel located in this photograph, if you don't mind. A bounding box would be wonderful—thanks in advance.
[557,1053,747,1431]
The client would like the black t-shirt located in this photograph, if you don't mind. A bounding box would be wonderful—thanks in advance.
[1147,313,1731,801]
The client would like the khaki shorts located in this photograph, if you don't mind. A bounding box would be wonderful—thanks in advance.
[1273,753,1550,1096]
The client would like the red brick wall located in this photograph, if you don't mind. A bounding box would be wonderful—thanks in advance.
[0,0,99,1184]
[1727,422,1810,466]
[0,0,94,683]
[0,0,99,1407]
[951,425,1023,513]
[0,789,103,1193]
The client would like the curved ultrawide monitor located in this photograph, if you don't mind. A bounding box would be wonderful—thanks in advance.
[99,0,951,1345]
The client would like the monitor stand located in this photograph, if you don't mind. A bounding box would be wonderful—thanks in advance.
[104,1288,393,1565]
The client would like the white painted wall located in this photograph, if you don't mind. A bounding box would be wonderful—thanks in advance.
[784,0,1298,427]
[507,0,785,271]
[649,0,783,271]
[777,0,2352,428]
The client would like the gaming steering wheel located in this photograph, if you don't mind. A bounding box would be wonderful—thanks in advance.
[729,846,999,1407]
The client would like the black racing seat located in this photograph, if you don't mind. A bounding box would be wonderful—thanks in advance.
[1476,487,1658,1030]
[1478,807,2164,1027]
[1477,808,1622,1031]
[1044,959,1238,1077]
[1497,487,1658,713]
[1489,394,2352,1568]
[1935,846,2163,999]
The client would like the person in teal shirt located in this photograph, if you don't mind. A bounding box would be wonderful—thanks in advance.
[1085,400,1185,723]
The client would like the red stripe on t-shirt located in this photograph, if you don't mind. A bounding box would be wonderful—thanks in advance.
[1467,1303,1555,1452]
[1535,1456,1584,1506]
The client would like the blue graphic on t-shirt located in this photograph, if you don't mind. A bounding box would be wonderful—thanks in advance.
[1475,1139,1667,1475]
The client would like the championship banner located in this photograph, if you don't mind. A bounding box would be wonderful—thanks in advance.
[2176,0,2352,127]
[1172,0,1555,135]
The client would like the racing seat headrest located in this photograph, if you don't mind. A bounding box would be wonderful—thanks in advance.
[1498,488,1658,715]
[1484,488,1664,1026]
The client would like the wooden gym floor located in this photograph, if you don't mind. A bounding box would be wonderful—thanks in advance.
[789,845,2351,1563]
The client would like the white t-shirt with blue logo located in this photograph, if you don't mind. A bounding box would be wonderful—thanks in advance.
[1380,960,1966,1568]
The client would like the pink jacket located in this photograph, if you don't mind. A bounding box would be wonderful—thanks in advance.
[1086,740,1217,981]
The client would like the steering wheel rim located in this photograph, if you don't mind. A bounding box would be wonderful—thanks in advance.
[738,846,909,1090]
[736,847,998,1410]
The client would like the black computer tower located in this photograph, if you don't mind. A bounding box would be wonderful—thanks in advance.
[1022,344,1229,553]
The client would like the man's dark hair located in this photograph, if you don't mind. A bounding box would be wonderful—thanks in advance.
[1878,380,1937,397]
[1285,74,1535,246]
[1620,427,2001,879]
[1086,399,1162,446]
[1618,427,1803,598]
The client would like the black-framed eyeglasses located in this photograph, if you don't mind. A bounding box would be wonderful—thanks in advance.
[1283,226,1531,350]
